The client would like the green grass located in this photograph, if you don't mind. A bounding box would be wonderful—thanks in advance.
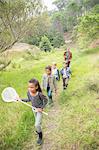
[0,47,99,149]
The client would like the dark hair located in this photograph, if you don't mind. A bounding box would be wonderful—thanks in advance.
[45,65,52,71]
[29,78,42,93]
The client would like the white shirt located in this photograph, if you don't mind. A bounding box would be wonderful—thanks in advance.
[52,68,58,78]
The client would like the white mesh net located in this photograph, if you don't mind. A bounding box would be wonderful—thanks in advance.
[1,87,19,102]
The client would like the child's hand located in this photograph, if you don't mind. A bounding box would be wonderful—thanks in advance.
[36,108,43,112]
[15,96,21,101]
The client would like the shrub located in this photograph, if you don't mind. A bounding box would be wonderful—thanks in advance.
[39,36,52,52]
[47,30,65,48]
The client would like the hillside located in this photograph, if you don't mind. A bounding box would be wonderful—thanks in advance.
[0,46,99,150]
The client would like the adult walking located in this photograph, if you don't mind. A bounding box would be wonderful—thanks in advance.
[64,48,72,67]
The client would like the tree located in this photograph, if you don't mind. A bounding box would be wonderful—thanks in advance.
[0,0,43,52]
[53,0,99,31]
[39,36,52,52]
[76,5,99,48]
[52,31,65,48]
[47,30,65,48]
[24,12,51,46]
[53,0,68,10]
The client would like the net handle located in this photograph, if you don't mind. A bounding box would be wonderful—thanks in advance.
[19,100,48,116]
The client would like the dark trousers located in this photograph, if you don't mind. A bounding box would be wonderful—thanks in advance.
[47,87,53,104]
[64,59,70,67]
[62,78,69,88]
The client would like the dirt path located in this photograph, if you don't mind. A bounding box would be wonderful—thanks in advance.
[41,92,61,150]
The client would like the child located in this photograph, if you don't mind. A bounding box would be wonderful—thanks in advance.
[60,61,71,90]
[42,65,57,106]
[52,62,60,81]
[17,78,48,145]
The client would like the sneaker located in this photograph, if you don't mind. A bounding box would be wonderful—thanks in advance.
[63,87,66,90]
[37,132,43,145]
[37,137,43,145]
[66,84,68,87]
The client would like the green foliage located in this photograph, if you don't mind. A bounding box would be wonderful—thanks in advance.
[77,5,99,48]
[23,12,51,46]
[51,32,65,48]
[53,0,99,32]
[39,36,52,52]
[53,0,68,10]
[25,36,40,46]
[47,30,65,48]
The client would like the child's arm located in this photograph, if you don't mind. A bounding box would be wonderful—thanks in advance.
[57,69,60,80]
[53,76,57,92]
[60,69,63,77]
[39,93,48,109]
[36,93,48,113]
[21,92,31,102]
[21,98,30,102]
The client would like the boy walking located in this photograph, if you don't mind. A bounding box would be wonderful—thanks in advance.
[60,62,71,90]
[52,62,60,81]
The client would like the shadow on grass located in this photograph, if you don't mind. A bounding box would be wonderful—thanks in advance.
[82,47,99,55]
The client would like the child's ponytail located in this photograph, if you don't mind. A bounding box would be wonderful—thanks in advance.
[37,82,42,93]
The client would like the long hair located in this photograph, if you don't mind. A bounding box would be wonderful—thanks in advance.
[29,78,42,93]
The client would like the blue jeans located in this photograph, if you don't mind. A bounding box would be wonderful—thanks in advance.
[47,87,53,104]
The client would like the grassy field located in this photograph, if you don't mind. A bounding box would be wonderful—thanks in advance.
[0,47,99,150]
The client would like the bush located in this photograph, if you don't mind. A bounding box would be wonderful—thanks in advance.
[52,32,65,48]
[39,36,52,52]
[47,30,65,48]
[25,36,40,46]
